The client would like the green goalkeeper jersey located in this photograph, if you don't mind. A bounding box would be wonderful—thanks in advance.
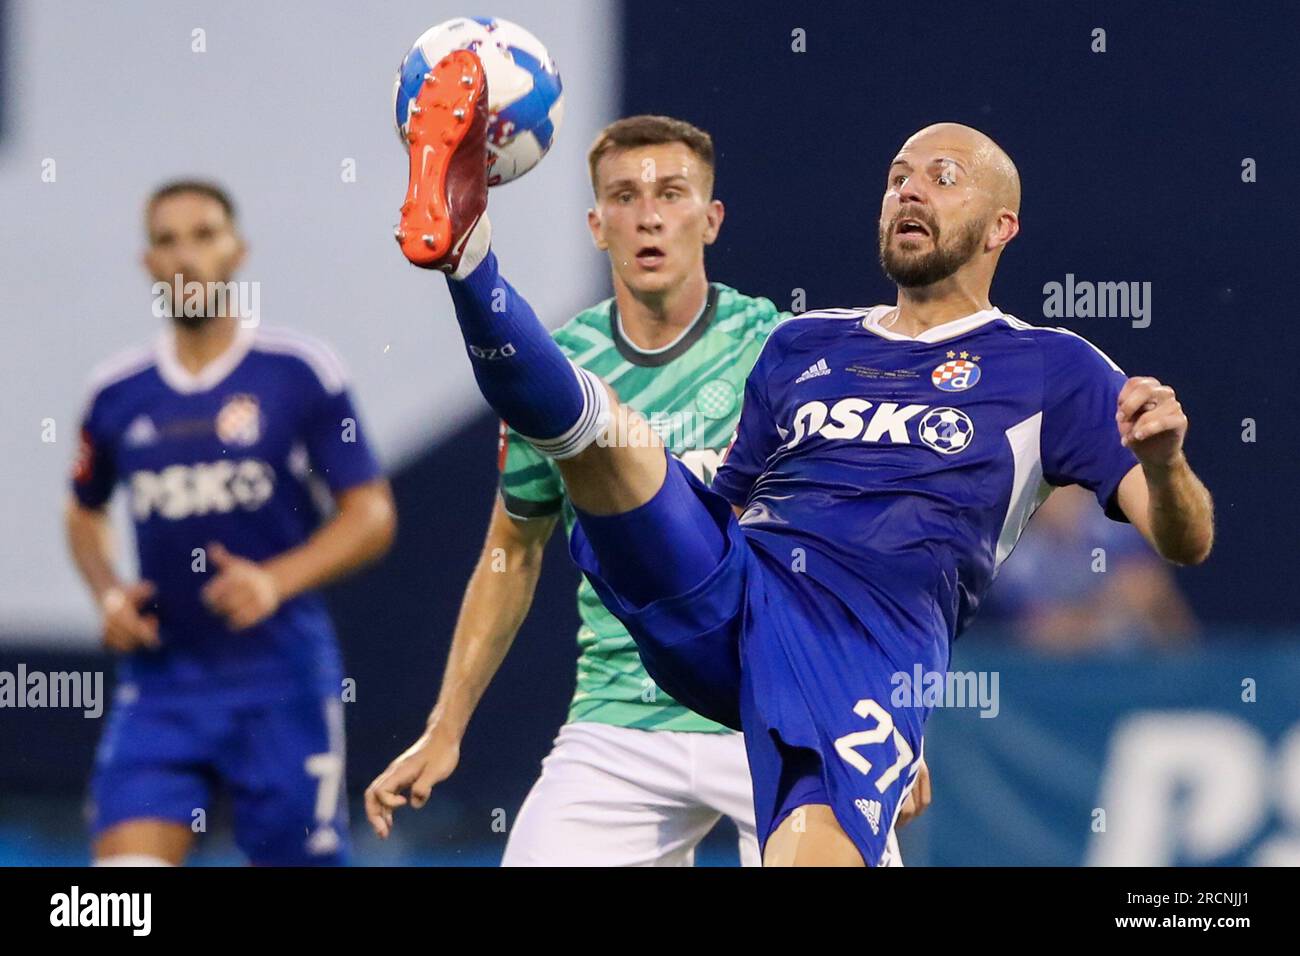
[498,283,785,732]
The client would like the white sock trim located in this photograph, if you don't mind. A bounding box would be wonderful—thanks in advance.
[520,365,612,460]
[94,854,175,867]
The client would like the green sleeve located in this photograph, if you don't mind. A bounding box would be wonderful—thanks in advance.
[497,419,565,519]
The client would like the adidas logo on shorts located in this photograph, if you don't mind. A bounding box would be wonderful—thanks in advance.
[795,358,832,383]
[855,797,883,835]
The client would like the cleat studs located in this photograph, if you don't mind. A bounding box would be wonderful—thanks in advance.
[453,107,466,120]
[410,105,422,115]
[424,72,436,84]
[460,75,473,87]
[422,235,437,248]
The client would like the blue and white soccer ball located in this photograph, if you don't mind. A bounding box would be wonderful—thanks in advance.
[918,407,975,455]
[392,16,564,186]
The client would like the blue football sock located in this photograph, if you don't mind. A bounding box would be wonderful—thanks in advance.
[447,250,606,453]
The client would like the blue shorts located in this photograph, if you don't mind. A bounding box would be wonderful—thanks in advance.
[570,457,930,865]
[89,687,349,866]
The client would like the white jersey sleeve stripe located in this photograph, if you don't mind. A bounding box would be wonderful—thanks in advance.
[1047,326,1125,373]
[994,315,1125,373]
[85,345,156,396]
[253,327,349,393]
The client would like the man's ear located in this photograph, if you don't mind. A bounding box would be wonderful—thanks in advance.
[986,209,1019,252]
[587,207,608,250]
[702,199,725,246]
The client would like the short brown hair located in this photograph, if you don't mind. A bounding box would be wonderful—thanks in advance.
[587,115,715,195]
[145,179,237,229]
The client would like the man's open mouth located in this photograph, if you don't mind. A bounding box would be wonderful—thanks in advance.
[894,218,932,237]
[635,245,666,266]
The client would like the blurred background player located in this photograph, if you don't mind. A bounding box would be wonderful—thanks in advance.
[365,115,928,865]
[980,485,1199,653]
[66,181,396,866]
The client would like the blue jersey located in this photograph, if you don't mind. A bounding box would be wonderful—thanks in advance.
[712,305,1140,662]
[72,324,382,701]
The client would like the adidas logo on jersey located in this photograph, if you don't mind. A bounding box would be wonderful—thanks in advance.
[855,798,883,835]
[129,459,275,521]
[795,358,832,383]
[783,397,976,455]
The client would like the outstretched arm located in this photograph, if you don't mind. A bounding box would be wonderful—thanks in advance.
[1114,376,1214,565]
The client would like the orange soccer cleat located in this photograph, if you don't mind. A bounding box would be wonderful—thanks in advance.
[395,49,489,273]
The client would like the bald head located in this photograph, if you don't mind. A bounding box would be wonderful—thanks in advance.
[899,122,1020,214]
[879,122,1022,290]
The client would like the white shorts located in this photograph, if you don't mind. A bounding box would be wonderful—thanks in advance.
[501,722,903,866]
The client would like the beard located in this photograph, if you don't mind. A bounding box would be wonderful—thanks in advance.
[159,270,230,329]
[878,212,988,288]
[171,310,218,331]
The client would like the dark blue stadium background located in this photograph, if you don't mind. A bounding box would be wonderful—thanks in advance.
[3,1,1297,863]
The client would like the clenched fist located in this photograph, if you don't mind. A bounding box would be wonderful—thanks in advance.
[201,542,281,631]
[101,581,160,653]
[1117,376,1188,468]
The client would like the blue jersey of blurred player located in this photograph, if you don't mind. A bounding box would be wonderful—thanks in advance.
[389,49,1214,866]
[66,181,396,866]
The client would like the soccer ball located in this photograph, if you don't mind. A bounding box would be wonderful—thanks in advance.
[918,407,975,455]
[392,16,564,186]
